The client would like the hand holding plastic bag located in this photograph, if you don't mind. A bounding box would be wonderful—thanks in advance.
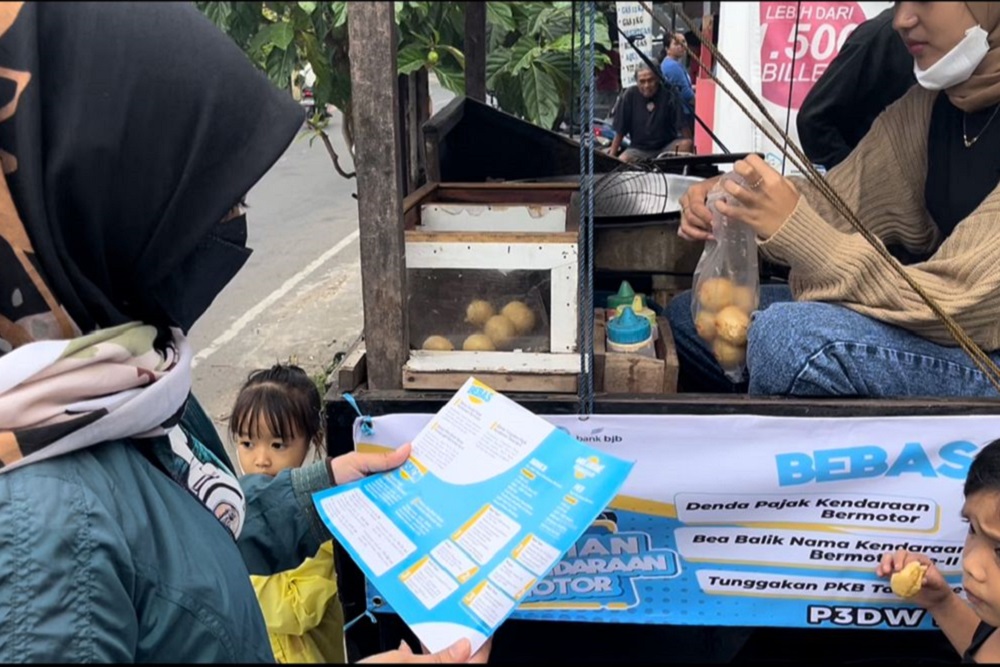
[690,172,760,383]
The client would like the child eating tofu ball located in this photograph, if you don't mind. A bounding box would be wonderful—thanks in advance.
[876,438,1000,663]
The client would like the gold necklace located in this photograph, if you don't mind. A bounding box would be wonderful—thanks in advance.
[963,104,1000,148]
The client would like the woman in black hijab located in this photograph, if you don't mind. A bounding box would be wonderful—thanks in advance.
[0,3,486,663]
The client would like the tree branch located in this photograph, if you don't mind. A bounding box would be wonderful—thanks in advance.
[341,107,356,161]
[318,129,356,179]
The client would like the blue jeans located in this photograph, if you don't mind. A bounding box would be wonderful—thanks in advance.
[666,285,1000,397]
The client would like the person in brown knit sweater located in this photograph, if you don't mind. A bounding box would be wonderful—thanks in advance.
[668,2,1000,398]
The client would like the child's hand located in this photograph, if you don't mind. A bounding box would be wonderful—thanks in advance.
[330,443,412,485]
[875,549,953,610]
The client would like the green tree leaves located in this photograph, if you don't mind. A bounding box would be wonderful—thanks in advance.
[485,1,611,129]
[194,1,613,173]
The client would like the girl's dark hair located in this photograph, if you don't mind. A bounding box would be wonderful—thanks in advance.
[228,363,324,453]
[965,438,1000,497]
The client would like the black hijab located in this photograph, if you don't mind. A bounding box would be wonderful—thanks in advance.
[0,1,303,345]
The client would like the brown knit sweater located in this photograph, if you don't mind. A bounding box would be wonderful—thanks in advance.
[759,85,1000,350]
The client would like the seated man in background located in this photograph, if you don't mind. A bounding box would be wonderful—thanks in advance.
[607,64,693,162]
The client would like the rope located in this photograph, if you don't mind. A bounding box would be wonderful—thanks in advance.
[780,2,802,177]
[343,608,377,632]
[343,393,374,437]
[637,1,1000,393]
[586,3,596,414]
[577,3,587,415]
[577,1,596,416]
[571,1,576,134]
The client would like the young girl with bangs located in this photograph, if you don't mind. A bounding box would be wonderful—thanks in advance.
[231,363,346,664]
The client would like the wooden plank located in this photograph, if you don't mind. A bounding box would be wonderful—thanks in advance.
[405,237,580,270]
[439,182,580,191]
[600,316,679,395]
[423,96,465,141]
[414,69,431,188]
[405,230,578,244]
[424,139,441,184]
[437,184,578,201]
[405,240,577,265]
[434,190,577,207]
[403,73,417,194]
[403,370,577,393]
[420,203,568,234]
[402,181,439,213]
[404,204,421,231]
[348,2,408,390]
[651,274,692,309]
[336,341,368,394]
[463,2,487,102]
[403,181,438,230]
[402,181,438,234]
[422,97,464,184]
[331,390,1000,418]
[604,343,665,395]
[405,183,578,232]
[550,261,580,354]
[657,317,680,393]
[593,308,606,393]
[400,68,432,194]
[405,351,581,373]
[429,184,578,211]
[595,225,704,274]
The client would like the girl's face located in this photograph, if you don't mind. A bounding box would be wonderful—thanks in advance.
[962,490,1000,626]
[893,2,979,70]
[235,415,310,477]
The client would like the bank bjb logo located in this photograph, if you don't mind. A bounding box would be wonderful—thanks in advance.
[467,383,493,405]
[556,425,623,445]
[573,455,605,480]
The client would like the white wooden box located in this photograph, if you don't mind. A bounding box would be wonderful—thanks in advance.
[401,183,581,392]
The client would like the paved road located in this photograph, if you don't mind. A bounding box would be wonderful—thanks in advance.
[190,81,455,462]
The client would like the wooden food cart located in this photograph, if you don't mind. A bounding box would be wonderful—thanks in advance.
[327,3,979,664]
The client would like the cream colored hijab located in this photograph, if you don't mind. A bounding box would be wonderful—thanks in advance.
[948,2,1000,112]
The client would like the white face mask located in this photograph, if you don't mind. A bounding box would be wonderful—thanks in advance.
[913,25,990,91]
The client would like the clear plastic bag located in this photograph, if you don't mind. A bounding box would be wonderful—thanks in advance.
[690,172,760,383]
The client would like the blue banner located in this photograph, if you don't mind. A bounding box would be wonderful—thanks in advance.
[354,412,1000,630]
